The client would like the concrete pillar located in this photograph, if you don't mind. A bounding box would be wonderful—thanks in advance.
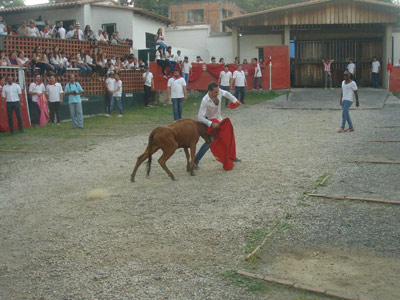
[284,25,290,46]
[232,25,239,61]
[382,24,392,89]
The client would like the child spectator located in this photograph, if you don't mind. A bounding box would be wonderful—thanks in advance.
[46,75,64,125]
[166,46,176,75]
[109,73,123,117]
[138,58,146,70]
[87,30,95,41]
[143,66,154,108]
[347,58,356,81]
[174,50,183,65]
[322,58,334,90]
[371,56,380,88]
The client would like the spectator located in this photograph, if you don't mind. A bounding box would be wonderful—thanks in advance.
[28,74,46,127]
[28,20,40,37]
[87,30,95,41]
[252,58,262,90]
[72,23,84,41]
[114,57,123,73]
[174,50,183,64]
[102,31,109,43]
[77,48,92,77]
[181,56,192,90]
[7,26,18,36]
[64,74,84,129]
[138,58,146,70]
[112,31,125,45]
[86,49,97,78]
[155,45,168,79]
[0,50,10,66]
[83,25,91,41]
[66,25,74,39]
[0,16,6,35]
[50,46,66,79]
[8,51,18,66]
[1,75,24,135]
[242,58,248,64]
[33,47,53,76]
[259,57,265,67]
[46,75,63,125]
[67,54,76,68]
[231,64,247,104]
[56,21,66,39]
[143,66,154,108]
[106,59,114,74]
[155,28,167,55]
[104,71,115,115]
[219,58,225,64]
[210,57,217,64]
[60,51,70,68]
[194,56,203,63]
[126,55,137,70]
[16,51,30,68]
[40,24,52,38]
[95,29,107,43]
[17,21,29,37]
[95,48,108,79]
[109,73,123,117]
[322,58,334,90]
[218,64,232,107]
[166,46,176,75]
[167,68,187,122]
[347,58,356,81]
[234,57,240,64]
[371,56,380,88]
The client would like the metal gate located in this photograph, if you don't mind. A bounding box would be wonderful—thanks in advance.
[293,39,382,87]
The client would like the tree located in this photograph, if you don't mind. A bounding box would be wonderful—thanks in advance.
[0,0,24,8]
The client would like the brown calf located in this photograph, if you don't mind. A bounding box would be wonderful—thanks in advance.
[130,118,210,182]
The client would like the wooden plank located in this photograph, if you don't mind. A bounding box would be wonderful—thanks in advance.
[292,11,297,25]
[351,4,356,24]
[309,194,400,205]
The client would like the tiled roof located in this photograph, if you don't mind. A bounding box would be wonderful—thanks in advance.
[222,0,400,24]
[0,0,102,12]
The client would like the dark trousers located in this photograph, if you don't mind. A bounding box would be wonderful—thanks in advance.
[372,72,379,88]
[6,102,23,133]
[157,60,168,75]
[49,102,61,123]
[106,92,113,114]
[220,85,230,106]
[144,85,151,106]
[234,86,246,104]
[29,100,40,126]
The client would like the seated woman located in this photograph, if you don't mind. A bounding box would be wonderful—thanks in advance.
[16,50,30,68]
[35,48,55,76]
[8,51,18,66]
[76,48,92,77]
[86,49,98,78]
[155,46,168,79]
[114,57,123,73]
[50,46,67,79]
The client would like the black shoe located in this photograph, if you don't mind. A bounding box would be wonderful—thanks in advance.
[233,158,241,162]
[194,163,199,170]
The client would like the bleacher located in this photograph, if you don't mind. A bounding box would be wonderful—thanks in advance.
[0,35,144,93]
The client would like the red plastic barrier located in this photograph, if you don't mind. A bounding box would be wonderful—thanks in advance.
[0,90,30,132]
[389,67,400,92]
[263,46,290,90]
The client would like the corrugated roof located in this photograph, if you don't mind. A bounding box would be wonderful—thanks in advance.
[0,0,172,24]
[222,0,400,24]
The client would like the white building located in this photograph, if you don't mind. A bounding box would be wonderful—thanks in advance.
[0,0,172,53]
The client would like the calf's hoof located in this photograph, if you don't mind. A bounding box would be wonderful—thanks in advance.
[170,176,176,181]
[190,170,195,176]
[130,176,135,182]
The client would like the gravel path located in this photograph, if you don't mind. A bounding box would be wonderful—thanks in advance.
[0,89,399,300]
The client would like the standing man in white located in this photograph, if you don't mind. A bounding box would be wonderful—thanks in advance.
[217,64,232,107]
[338,71,359,133]
[167,69,187,121]
[46,75,64,125]
[143,67,154,108]
[231,64,247,104]
[252,58,263,90]
[346,58,356,81]
[1,75,24,135]
[109,73,123,117]
[371,56,381,88]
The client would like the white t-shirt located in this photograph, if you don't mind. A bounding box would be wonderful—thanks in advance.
[58,27,66,39]
[2,83,22,102]
[254,63,262,78]
[46,83,63,102]
[105,77,115,93]
[233,70,246,87]
[66,30,74,39]
[174,55,183,63]
[28,26,40,37]
[0,23,6,34]
[96,33,106,42]
[73,29,84,41]
[17,57,29,65]
[29,82,46,103]
[182,61,191,74]
[342,80,358,102]
[220,71,232,86]
[372,61,380,73]
[155,50,163,61]
[113,80,122,97]
[143,72,153,87]
[167,77,186,99]
[347,63,355,74]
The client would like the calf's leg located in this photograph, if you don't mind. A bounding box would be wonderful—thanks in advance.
[189,145,196,176]
[130,146,159,182]
[158,148,177,181]
[184,148,190,172]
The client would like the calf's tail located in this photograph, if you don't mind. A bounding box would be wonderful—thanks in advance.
[146,132,155,177]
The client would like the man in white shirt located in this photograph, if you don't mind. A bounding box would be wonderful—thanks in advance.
[143,67,154,108]
[167,69,187,121]
[194,82,241,168]
[338,71,359,133]
[104,72,115,116]
[28,74,46,126]
[371,56,381,88]
[0,16,6,35]
[95,29,107,43]
[27,20,40,37]
[231,64,247,104]
[109,73,123,117]
[57,21,66,39]
[1,76,24,135]
[347,58,356,81]
[252,58,263,90]
[217,64,232,107]
[174,50,183,64]
[46,75,64,125]
[66,25,74,39]
[72,23,84,41]
[181,56,192,89]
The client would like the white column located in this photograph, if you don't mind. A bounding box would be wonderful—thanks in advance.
[382,24,393,89]
[232,26,239,60]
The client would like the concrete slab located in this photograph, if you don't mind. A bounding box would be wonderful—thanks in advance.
[265,88,389,110]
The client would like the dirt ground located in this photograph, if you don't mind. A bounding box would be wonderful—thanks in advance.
[0,88,399,300]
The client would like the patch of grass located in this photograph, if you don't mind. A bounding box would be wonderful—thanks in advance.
[393,91,400,99]
[219,269,269,293]
[0,92,281,154]
[316,173,330,187]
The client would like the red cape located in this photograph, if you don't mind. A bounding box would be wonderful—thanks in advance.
[207,118,237,170]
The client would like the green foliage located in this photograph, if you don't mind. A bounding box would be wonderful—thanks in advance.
[220,270,270,292]
[0,0,24,8]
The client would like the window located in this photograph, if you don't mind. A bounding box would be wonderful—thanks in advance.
[102,23,116,37]
[146,32,156,49]
[185,9,204,23]
[222,9,233,32]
